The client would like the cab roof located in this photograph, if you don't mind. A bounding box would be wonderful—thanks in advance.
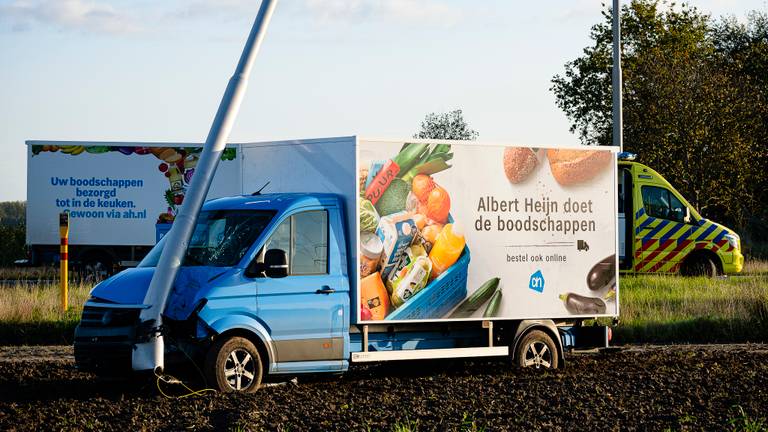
[203,193,342,213]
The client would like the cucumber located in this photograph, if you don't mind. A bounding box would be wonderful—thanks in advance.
[483,289,502,318]
[449,277,500,318]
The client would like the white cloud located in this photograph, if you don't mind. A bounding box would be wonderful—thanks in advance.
[303,0,462,27]
[0,0,140,34]
[170,0,255,21]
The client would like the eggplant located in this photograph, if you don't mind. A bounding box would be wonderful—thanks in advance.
[587,254,616,291]
[559,293,606,315]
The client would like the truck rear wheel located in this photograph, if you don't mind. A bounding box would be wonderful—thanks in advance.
[514,329,559,369]
[205,336,263,393]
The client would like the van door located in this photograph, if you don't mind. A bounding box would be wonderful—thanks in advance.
[633,185,691,272]
[255,208,347,370]
[618,167,633,270]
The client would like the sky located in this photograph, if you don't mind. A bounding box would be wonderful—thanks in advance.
[0,0,765,201]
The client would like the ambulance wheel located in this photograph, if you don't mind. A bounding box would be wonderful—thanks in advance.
[205,336,263,393]
[681,255,717,277]
[514,330,559,369]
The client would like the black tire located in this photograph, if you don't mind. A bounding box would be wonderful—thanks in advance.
[681,255,717,277]
[205,336,263,393]
[514,329,559,369]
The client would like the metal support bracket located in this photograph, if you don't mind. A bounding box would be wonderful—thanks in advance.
[482,320,494,347]
[363,325,369,353]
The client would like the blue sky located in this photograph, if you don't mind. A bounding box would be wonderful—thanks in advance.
[1,0,765,201]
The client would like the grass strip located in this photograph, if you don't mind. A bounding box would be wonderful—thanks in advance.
[0,281,91,345]
[0,268,767,346]
[613,274,768,344]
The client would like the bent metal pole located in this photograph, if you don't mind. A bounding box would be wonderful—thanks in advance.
[133,0,279,372]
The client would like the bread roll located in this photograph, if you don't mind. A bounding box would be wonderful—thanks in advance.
[503,147,539,184]
[547,149,611,185]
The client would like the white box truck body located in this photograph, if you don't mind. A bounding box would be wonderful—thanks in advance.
[52,137,617,386]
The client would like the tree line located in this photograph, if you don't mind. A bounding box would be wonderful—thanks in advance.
[0,202,26,266]
[551,0,767,252]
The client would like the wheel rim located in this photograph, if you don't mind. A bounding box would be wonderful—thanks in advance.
[223,348,256,390]
[523,341,552,369]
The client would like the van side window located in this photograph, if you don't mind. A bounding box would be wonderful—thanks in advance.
[264,210,328,275]
[291,211,328,274]
[641,186,686,223]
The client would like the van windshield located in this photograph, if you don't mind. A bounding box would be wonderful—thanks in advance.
[139,210,275,267]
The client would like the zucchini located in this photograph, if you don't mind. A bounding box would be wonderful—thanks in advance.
[449,277,500,318]
[483,289,502,318]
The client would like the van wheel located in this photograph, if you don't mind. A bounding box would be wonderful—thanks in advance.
[515,330,559,369]
[205,336,263,393]
[681,255,717,277]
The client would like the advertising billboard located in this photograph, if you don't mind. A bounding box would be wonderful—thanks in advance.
[26,143,241,246]
[357,140,618,321]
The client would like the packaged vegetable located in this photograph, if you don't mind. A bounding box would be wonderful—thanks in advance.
[359,199,380,233]
[390,255,432,308]
[385,244,427,288]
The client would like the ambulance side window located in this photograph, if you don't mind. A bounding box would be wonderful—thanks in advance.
[641,186,685,223]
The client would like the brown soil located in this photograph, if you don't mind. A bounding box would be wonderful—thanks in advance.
[0,345,766,431]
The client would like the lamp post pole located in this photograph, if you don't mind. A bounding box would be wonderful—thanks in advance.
[132,0,279,373]
[612,0,623,151]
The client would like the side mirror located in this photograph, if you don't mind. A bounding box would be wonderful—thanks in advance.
[245,248,289,278]
[684,207,692,224]
[264,249,289,278]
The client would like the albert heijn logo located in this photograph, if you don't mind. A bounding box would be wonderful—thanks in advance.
[529,270,544,293]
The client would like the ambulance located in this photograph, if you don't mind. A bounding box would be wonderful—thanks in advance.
[617,153,744,276]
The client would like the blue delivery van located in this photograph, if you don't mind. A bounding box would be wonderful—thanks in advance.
[74,136,619,392]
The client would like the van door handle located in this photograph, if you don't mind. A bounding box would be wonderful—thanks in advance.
[640,225,658,230]
[316,286,335,294]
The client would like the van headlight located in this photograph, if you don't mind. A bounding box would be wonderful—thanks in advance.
[725,233,740,249]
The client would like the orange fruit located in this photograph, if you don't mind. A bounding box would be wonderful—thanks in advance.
[426,186,450,223]
[411,174,435,203]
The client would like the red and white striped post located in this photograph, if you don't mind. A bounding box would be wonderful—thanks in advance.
[59,212,69,311]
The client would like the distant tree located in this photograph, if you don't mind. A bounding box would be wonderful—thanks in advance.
[0,201,25,226]
[0,201,26,266]
[550,0,767,231]
[711,11,768,242]
[414,109,479,140]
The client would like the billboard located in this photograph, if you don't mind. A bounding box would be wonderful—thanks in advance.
[26,143,241,246]
[357,140,618,321]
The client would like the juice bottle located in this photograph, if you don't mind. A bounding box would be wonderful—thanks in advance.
[428,223,465,279]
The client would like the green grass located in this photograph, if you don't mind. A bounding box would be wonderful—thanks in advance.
[0,261,767,346]
[0,280,92,345]
[742,258,768,276]
[614,273,768,344]
[0,265,59,280]
[728,406,768,432]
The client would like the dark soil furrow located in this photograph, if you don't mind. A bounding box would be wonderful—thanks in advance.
[0,345,766,431]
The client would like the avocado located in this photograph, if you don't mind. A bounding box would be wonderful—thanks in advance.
[375,178,410,216]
